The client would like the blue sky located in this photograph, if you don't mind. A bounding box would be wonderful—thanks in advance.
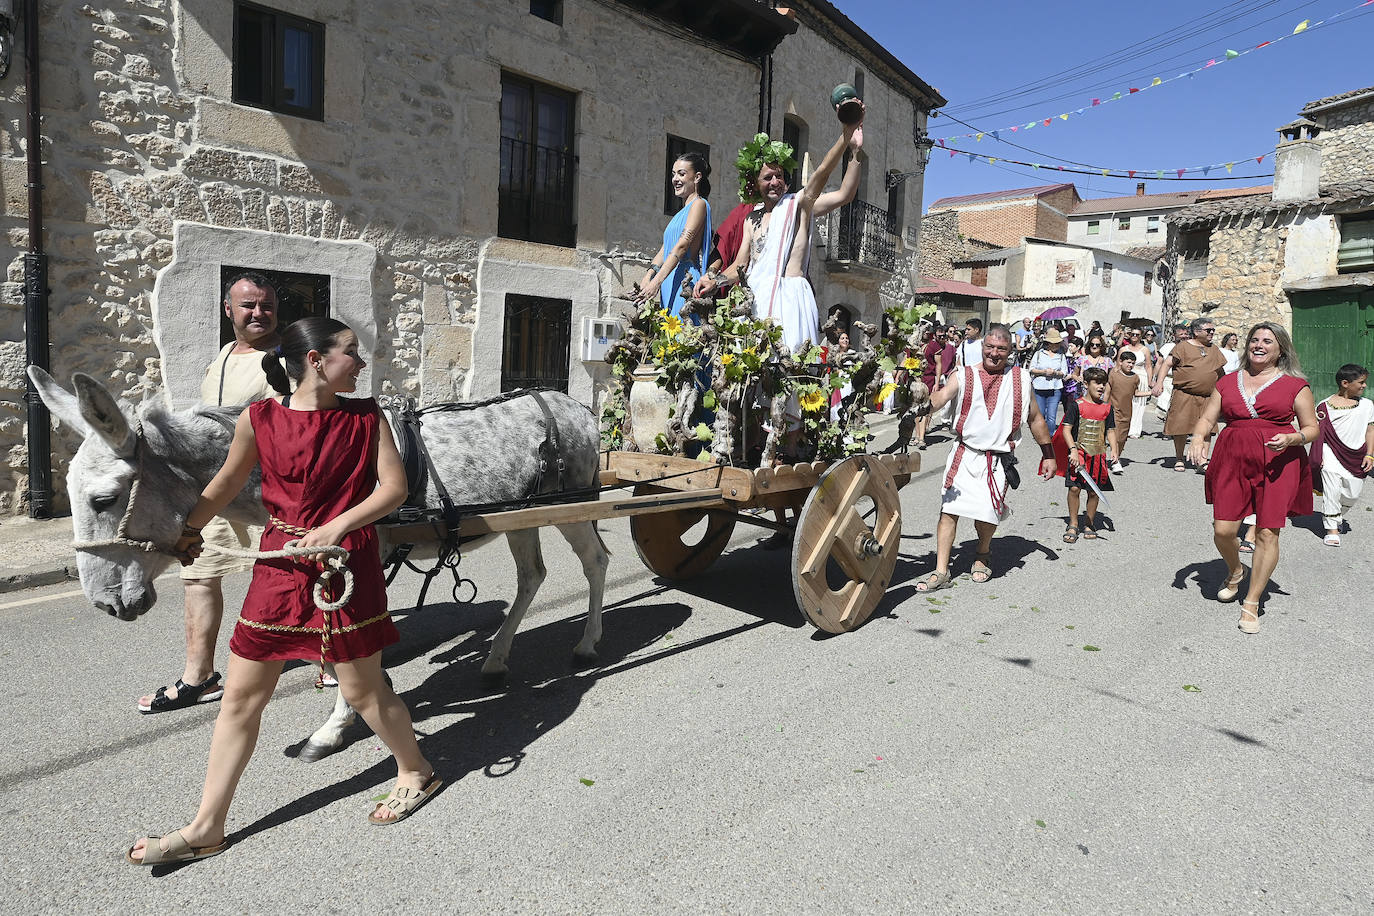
[835,0,1374,206]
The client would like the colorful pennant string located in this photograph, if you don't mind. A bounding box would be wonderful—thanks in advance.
[942,145,1274,181]
[937,0,1373,142]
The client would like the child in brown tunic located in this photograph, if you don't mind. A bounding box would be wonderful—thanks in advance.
[1107,350,1138,472]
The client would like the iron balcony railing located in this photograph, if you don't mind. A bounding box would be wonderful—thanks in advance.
[823,198,896,271]
[499,136,577,248]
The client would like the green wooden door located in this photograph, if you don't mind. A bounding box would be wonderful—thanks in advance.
[1291,289,1374,401]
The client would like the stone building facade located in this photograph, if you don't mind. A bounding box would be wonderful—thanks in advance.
[1165,85,1374,329]
[1165,85,1374,395]
[1303,88,1374,186]
[1,0,943,515]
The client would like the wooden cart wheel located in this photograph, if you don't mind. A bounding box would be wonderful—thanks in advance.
[791,455,901,633]
[630,485,736,580]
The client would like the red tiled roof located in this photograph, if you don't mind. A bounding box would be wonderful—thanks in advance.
[929,183,1075,210]
[914,276,1004,299]
[1195,185,1272,200]
[1071,191,1198,215]
[1002,295,1090,302]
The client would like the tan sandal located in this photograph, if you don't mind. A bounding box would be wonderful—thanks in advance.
[126,829,228,866]
[916,570,953,592]
[1238,600,1261,634]
[1218,568,1245,603]
[970,552,993,583]
[369,773,442,826]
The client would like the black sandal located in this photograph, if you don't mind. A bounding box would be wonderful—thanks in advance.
[138,672,224,714]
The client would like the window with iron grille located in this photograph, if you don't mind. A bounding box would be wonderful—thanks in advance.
[501,294,571,392]
[530,0,563,25]
[233,2,325,121]
[663,135,710,216]
[1338,214,1374,271]
[218,265,330,347]
[500,73,577,247]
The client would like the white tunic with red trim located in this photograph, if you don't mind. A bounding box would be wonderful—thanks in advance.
[940,365,1031,524]
[747,193,820,353]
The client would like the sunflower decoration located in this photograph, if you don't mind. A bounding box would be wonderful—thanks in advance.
[797,385,828,415]
[661,311,684,339]
[902,354,921,371]
[735,132,798,203]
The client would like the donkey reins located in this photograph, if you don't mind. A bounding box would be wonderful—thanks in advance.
[69,420,354,617]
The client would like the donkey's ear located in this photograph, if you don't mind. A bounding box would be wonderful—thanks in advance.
[26,366,93,438]
[71,373,136,458]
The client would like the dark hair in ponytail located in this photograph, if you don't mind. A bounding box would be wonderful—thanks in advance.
[261,316,351,395]
[675,151,711,199]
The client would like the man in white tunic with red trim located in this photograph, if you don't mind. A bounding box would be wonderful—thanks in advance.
[917,325,1058,591]
[697,115,865,355]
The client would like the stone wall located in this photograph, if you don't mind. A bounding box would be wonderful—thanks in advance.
[0,0,759,514]
[1316,96,1374,187]
[772,0,936,330]
[917,208,962,280]
[0,0,935,515]
[1170,214,1290,334]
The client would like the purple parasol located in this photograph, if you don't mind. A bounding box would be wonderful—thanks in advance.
[1036,306,1078,320]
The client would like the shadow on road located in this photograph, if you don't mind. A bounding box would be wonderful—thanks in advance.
[1171,559,1291,605]
[225,553,810,851]
[226,598,699,852]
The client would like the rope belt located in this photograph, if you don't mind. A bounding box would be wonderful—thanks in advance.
[252,515,357,666]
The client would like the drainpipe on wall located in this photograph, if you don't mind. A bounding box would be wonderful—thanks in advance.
[757,52,772,135]
[19,0,51,518]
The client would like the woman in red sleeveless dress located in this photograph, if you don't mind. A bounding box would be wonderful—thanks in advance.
[129,318,438,866]
[1189,322,1318,634]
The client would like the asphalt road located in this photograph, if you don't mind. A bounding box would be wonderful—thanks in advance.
[1,414,1370,914]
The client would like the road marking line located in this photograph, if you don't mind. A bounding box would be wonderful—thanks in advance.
[0,588,86,610]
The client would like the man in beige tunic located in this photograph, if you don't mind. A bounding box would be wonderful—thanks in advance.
[137,273,279,713]
[1153,317,1226,471]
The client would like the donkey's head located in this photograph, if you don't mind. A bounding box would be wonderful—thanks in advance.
[28,367,207,620]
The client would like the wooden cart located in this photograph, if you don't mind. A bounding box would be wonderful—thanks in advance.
[386,451,919,634]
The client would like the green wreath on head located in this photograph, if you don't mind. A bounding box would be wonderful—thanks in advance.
[735,132,797,203]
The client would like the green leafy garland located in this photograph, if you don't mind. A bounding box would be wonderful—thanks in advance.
[601,286,938,463]
[735,132,797,203]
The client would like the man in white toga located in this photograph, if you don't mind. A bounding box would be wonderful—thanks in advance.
[695,113,865,352]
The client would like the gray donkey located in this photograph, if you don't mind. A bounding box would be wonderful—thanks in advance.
[28,367,609,759]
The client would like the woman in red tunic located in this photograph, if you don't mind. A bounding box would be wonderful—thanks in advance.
[129,318,438,865]
[1189,322,1318,634]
